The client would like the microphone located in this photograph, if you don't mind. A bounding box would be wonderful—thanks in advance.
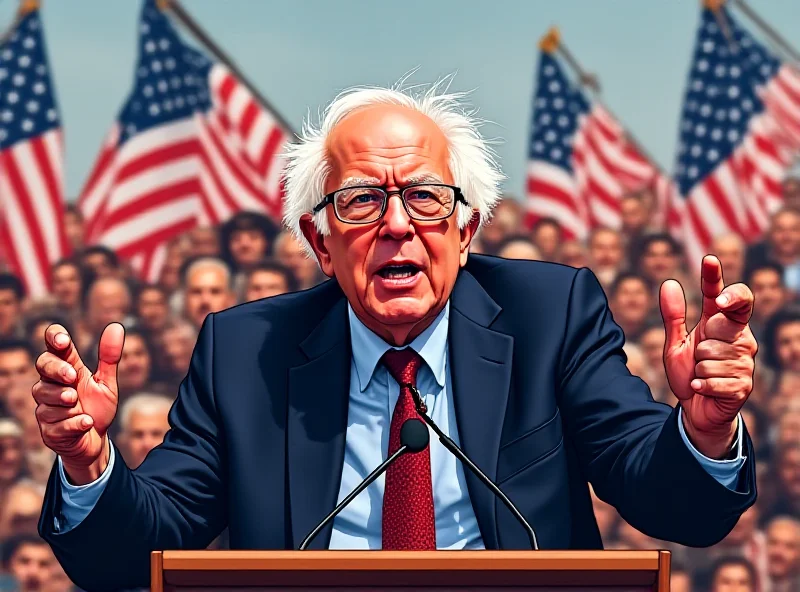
[298,418,430,550]
[406,384,540,550]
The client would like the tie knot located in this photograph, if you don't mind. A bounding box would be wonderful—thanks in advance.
[381,348,424,386]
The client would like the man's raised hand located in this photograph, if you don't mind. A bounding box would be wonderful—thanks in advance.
[32,323,125,484]
[659,255,757,459]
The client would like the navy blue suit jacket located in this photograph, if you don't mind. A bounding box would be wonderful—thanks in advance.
[39,255,756,591]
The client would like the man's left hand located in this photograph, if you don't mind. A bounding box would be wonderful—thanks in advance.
[659,255,758,459]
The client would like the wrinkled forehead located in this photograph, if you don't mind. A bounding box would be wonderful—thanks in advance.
[325,104,451,190]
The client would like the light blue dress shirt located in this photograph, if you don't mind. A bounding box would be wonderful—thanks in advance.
[56,300,746,544]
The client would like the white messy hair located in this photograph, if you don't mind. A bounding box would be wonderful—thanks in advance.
[281,74,506,255]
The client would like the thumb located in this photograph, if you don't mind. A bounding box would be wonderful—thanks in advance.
[659,280,688,351]
[94,323,125,392]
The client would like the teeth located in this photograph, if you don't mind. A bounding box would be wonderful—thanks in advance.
[380,264,418,279]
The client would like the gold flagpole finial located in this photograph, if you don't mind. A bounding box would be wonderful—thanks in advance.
[18,0,39,15]
[156,0,172,12]
[539,27,560,54]
[704,0,726,11]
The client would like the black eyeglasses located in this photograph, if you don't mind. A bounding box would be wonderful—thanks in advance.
[312,183,467,224]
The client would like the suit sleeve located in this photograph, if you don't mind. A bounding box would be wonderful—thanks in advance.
[38,314,227,592]
[556,267,756,547]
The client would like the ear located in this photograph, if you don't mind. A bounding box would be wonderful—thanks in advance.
[459,211,481,267]
[299,214,334,277]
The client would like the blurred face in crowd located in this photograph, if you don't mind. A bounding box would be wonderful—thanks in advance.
[770,210,800,259]
[783,177,800,209]
[6,542,54,592]
[0,434,24,485]
[620,196,648,235]
[300,104,476,346]
[159,241,188,293]
[5,384,38,448]
[229,228,269,269]
[479,200,521,250]
[639,239,680,285]
[274,232,320,289]
[751,268,786,322]
[161,323,196,374]
[118,334,152,393]
[2,486,42,538]
[189,226,220,258]
[498,240,540,261]
[610,278,651,330]
[589,229,623,270]
[50,262,82,310]
[86,278,131,337]
[778,446,800,502]
[671,571,692,592]
[63,208,84,251]
[766,518,800,581]
[136,287,170,333]
[712,234,745,284]
[245,269,290,302]
[531,222,560,260]
[184,264,235,328]
[775,320,800,372]
[560,240,587,268]
[0,347,35,400]
[0,288,21,337]
[121,405,171,469]
[711,563,753,592]
[81,251,117,278]
[45,563,73,592]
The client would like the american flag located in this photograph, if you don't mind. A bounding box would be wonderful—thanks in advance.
[525,51,677,241]
[79,0,291,281]
[674,6,800,264]
[0,8,69,298]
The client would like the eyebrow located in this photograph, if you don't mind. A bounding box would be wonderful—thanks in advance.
[405,173,443,184]
[337,173,443,190]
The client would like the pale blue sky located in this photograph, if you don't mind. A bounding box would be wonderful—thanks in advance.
[1,0,799,198]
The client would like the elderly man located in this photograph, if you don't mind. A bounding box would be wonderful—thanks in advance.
[33,84,757,590]
[181,256,236,329]
[117,393,172,470]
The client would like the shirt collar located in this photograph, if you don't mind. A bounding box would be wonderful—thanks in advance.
[348,301,449,392]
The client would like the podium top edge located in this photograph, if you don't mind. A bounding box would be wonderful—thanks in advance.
[158,550,666,572]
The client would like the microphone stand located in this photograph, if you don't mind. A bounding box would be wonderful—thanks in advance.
[298,445,410,550]
[406,384,540,550]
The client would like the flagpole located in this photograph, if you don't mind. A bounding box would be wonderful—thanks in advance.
[0,0,38,46]
[157,0,297,137]
[730,0,800,64]
[541,27,669,175]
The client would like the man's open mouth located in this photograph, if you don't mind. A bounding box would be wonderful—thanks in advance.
[377,264,421,279]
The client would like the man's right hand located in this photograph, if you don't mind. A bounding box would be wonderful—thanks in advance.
[32,323,125,485]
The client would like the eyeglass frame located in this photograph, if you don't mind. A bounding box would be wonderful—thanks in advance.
[312,182,469,224]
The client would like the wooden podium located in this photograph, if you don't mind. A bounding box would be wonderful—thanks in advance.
[151,550,671,591]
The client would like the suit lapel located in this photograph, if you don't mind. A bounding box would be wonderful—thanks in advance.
[449,270,514,550]
[287,296,351,550]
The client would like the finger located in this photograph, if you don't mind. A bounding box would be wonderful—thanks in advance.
[695,358,753,379]
[44,324,86,373]
[695,339,739,361]
[36,402,84,425]
[660,279,688,350]
[95,323,125,390]
[31,383,78,407]
[715,283,755,325]
[41,414,94,440]
[700,255,725,324]
[689,376,752,400]
[35,352,77,385]
[704,312,751,344]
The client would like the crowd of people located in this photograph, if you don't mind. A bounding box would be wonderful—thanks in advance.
[0,180,798,591]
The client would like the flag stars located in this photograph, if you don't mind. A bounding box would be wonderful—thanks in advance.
[1,110,13,123]
[152,60,163,72]
[145,40,156,53]
[13,73,25,86]
[26,101,39,113]
[46,109,57,121]
[21,119,34,132]
[7,91,19,104]
[1,48,13,60]
[548,81,560,92]
[149,104,160,116]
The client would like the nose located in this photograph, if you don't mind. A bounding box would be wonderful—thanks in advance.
[379,194,414,239]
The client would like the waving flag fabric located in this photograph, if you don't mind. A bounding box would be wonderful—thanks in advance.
[79,0,291,281]
[526,50,677,240]
[0,8,69,298]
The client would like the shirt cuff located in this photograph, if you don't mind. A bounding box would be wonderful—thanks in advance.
[677,407,745,490]
[55,442,116,533]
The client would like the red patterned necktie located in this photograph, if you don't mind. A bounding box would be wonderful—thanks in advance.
[380,348,436,550]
